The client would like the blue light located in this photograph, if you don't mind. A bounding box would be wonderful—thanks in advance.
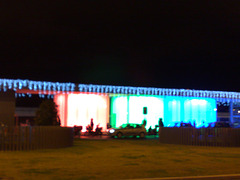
[43,82,47,93]
[111,95,217,129]
[7,80,12,89]
[3,81,7,92]
[18,81,22,89]
[0,78,239,103]
[33,83,37,90]
[164,96,217,128]
[62,84,65,94]
[52,83,56,91]
[13,81,17,91]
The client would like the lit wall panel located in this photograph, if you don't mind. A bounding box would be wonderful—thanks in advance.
[54,93,109,132]
[56,93,217,131]
[110,96,128,128]
[183,98,216,127]
[128,96,164,129]
[164,96,182,127]
[110,95,164,129]
[161,96,217,127]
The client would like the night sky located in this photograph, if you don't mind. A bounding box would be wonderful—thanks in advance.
[1,1,240,92]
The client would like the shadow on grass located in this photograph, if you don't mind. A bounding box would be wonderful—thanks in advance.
[22,168,59,174]
[121,154,146,159]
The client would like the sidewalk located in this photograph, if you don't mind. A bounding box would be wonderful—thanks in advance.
[78,134,111,140]
[74,132,111,140]
[130,174,240,180]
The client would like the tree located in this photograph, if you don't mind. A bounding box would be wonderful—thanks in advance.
[35,100,60,126]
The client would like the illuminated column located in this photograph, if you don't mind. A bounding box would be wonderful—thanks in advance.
[109,97,116,128]
[163,97,168,126]
[183,98,217,127]
[230,101,233,123]
[128,95,164,129]
[180,97,185,122]
[110,96,128,128]
[54,94,68,127]
[127,95,130,124]
[164,96,182,127]
[110,95,164,129]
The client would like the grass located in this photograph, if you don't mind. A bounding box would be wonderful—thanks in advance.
[1,139,240,179]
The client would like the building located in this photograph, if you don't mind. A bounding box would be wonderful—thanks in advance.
[0,78,239,131]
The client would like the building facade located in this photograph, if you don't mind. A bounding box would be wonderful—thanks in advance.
[54,93,217,131]
[0,78,239,130]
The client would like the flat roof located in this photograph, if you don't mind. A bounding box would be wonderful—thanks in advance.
[0,78,239,102]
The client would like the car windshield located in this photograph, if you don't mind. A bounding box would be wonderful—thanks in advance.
[119,124,142,129]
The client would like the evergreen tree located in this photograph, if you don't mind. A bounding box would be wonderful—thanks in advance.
[35,100,60,126]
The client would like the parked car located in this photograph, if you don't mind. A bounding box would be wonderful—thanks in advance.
[108,123,147,138]
[232,122,240,128]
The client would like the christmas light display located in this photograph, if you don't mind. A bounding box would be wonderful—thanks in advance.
[0,79,76,98]
[0,79,240,102]
[164,96,216,128]
[0,78,236,130]
[54,93,109,131]
[0,78,239,102]
[110,95,216,129]
[110,95,164,129]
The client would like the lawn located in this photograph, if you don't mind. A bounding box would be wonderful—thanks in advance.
[0,138,240,179]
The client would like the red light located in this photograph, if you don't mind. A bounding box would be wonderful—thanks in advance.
[54,93,109,132]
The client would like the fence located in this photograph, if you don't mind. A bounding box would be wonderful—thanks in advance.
[159,127,240,147]
[0,126,73,151]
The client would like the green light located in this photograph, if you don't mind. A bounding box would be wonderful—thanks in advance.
[110,95,164,129]
[110,95,217,129]
[110,96,128,128]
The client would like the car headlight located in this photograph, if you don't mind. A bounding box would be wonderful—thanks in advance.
[109,129,115,133]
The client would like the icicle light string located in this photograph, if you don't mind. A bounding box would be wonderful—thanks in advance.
[0,78,239,101]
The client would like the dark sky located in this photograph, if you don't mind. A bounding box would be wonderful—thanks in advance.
[1,1,240,91]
